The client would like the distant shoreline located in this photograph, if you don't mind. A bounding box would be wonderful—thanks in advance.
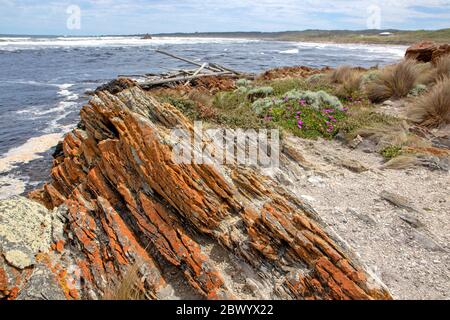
[149,29,449,46]
[1,28,449,46]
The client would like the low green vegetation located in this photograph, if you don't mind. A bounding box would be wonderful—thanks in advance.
[381,145,403,160]
[156,56,450,164]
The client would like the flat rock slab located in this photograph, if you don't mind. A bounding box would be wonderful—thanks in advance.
[0,197,53,269]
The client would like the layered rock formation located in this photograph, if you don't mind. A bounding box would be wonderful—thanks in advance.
[405,41,450,64]
[2,81,392,300]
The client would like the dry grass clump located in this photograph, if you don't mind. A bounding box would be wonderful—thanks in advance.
[103,263,146,300]
[336,72,364,98]
[355,120,431,152]
[328,66,354,84]
[433,55,450,80]
[327,66,364,98]
[187,89,214,107]
[408,76,450,128]
[365,59,426,103]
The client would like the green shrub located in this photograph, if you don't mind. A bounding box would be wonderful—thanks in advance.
[234,86,249,94]
[408,84,427,97]
[250,90,347,139]
[307,73,326,83]
[283,89,342,110]
[236,78,252,87]
[381,145,403,160]
[247,86,274,101]
[251,97,276,115]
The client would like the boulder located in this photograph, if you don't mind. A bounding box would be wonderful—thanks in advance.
[432,43,450,63]
[405,41,450,64]
[0,197,67,300]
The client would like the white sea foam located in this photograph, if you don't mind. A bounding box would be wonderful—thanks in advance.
[16,83,78,117]
[0,175,27,200]
[58,89,72,96]
[34,101,78,116]
[292,41,407,58]
[58,83,74,90]
[67,93,79,101]
[0,36,260,50]
[0,133,64,173]
[279,48,299,54]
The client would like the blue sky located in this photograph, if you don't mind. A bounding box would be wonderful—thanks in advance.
[0,0,449,35]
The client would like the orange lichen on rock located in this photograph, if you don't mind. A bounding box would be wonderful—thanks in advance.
[28,82,392,300]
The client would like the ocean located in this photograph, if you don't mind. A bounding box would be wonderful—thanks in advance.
[0,36,407,198]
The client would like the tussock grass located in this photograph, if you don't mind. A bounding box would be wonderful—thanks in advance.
[328,66,354,84]
[434,55,450,80]
[336,72,364,99]
[353,119,432,163]
[365,59,425,103]
[327,66,364,99]
[103,263,146,301]
[408,76,450,128]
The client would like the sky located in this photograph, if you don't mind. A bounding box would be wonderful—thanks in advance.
[0,0,449,35]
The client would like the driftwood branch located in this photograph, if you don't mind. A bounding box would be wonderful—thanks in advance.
[184,63,207,86]
[209,62,243,76]
[118,50,246,89]
[140,72,236,88]
[155,50,223,73]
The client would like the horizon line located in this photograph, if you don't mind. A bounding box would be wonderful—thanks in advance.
[1,27,449,37]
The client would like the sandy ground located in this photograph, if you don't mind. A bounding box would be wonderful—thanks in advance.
[279,136,450,300]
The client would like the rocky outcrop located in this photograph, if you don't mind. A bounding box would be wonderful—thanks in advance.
[0,197,68,300]
[405,41,450,64]
[19,83,394,300]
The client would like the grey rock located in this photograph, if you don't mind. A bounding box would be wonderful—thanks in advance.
[0,197,72,300]
[409,229,446,252]
[0,197,53,269]
[382,100,394,107]
[417,155,449,172]
[349,135,363,149]
[307,175,325,187]
[360,141,377,153]
[16,264,67,300]
[380,190,418,213]
[398,212,425,229]
[340,159,369,173]
[347,208,377,226]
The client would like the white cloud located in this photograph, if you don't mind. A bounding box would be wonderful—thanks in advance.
[0,0,449,34]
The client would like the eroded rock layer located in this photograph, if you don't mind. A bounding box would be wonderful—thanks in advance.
[22,84,392,300]
[405,41,450,64]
